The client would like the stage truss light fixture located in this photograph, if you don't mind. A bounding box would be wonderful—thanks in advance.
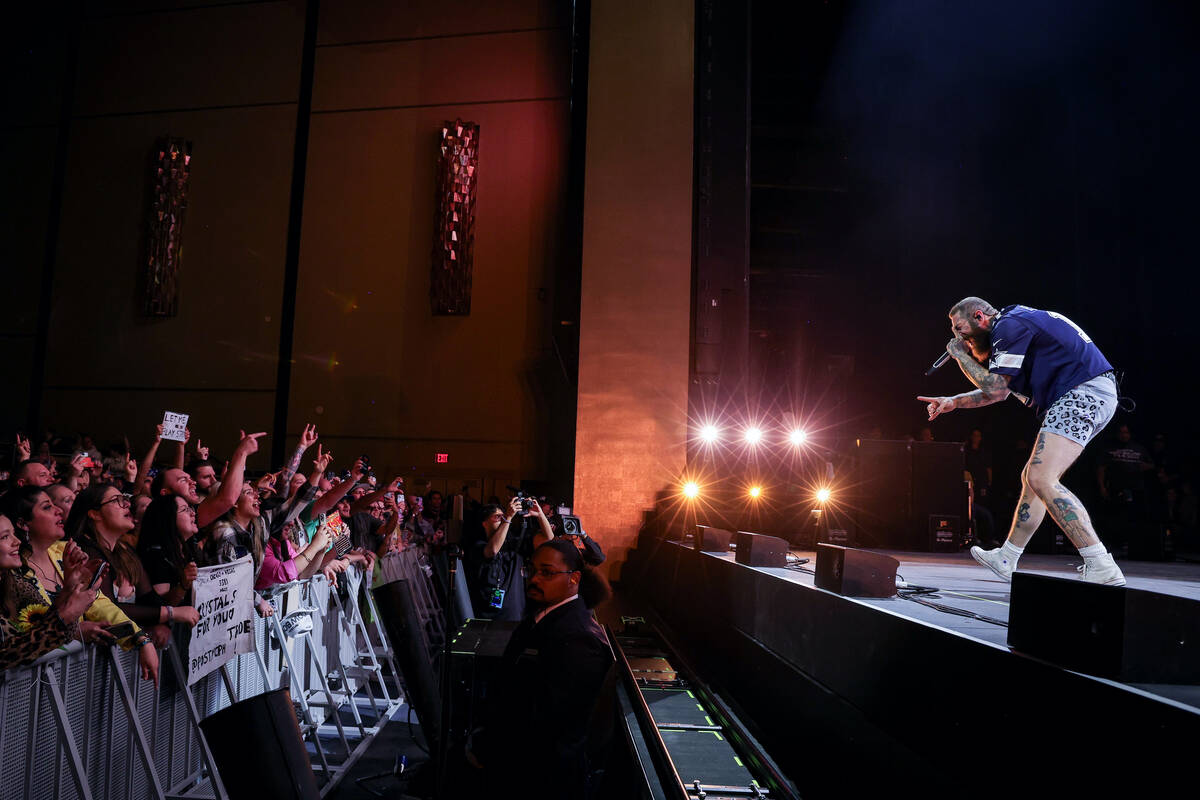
[788,428,807,446]
[748,485,763,499]
[682,481,700,499]
[744,427,764,446]
[699,424,720,444]
[816,487,832,504]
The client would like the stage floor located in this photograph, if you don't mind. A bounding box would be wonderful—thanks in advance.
[717,548,1200,709]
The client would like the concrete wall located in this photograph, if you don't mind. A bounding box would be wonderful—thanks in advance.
[574,0,695,578]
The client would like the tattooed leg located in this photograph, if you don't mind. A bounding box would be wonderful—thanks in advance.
[1005,484,1047,549]
[1024,431,1102,549]
[1045,485,1100,549]
[1030,433,1047,465]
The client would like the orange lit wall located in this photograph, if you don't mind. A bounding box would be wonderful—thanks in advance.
[573,0,695,578]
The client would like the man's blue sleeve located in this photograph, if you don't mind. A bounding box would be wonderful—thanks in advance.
[988,320,1032,376]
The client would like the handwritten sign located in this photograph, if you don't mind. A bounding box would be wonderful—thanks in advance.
[161,411,189,442]
[187,557,254,685]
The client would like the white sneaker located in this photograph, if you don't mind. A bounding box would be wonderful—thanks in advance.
[970,546,1014,582]
[1078,553,1126,586]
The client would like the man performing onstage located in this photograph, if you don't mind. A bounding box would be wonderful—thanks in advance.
[917,297,1126,586]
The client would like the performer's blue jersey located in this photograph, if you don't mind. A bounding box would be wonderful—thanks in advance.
[987,304,1112,417]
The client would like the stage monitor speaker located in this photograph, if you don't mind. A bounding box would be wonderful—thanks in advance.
[734,531,788,567]
[199,688,320,800]
[696,525,735,553]
[814,544,899,598]
[1008,572,1200,683]
[373,580,442,744]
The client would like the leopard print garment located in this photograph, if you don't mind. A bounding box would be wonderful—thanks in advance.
[0,568,78,671]
[1040,371,1118,447]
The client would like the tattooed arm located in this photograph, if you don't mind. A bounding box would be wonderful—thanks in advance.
[917,339,1011,420]
[950,339,1011,402]
[277,424,318,488]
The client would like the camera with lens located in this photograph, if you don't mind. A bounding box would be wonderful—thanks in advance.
[508,485,537,513]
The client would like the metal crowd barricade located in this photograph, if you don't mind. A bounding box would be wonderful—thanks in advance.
[0,565,406,800]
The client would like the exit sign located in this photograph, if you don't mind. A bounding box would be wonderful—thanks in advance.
[435,453,449,463]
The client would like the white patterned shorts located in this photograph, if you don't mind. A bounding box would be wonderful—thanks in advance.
[1040,371,1118,447]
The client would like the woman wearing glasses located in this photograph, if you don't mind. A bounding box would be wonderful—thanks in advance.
[67,486,199,648]
[1,485,160,685]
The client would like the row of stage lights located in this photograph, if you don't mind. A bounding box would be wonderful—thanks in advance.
[680,480,832,504]
[697,423,809,447]
[688,422,831,501]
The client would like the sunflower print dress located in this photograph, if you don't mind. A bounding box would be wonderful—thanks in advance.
[1,569,79,671]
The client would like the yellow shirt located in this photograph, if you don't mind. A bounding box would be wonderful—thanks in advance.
[33,541,143,650]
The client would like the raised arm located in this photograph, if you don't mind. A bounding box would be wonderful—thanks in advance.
[310,458,364,517]
[61,453,88,492]
[528,501,554,542]
[350,476,403,515]
[372,497,402,558]
[196,430,265,528]
[277,423,318,488]
[484,497,523,559]
[171,428,190,470]
[133,425,164,498]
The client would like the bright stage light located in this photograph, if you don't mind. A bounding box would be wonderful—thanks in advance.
[788,429,807,446]
[744,427,763,445]
[816,487,832,503]
[682,481,700,499]
[748,485,763,499]
[699,424,720,444]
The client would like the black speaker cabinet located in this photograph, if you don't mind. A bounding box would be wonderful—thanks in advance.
[928,514,962,552]
[1008,572,1200,683]
[734,531,788,567]
[814,544,899,598]
[199,688,320,800]
[695,525,736,553]
[854,439,912,548]
[911,441,967,550]
[373,580,442,744]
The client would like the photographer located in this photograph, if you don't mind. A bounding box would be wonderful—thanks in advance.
[474,496,554,622]
[531,509,606,567]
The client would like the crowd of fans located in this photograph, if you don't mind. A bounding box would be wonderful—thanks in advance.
[1,420,615,797]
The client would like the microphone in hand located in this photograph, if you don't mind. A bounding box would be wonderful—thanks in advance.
[924,351,951,376]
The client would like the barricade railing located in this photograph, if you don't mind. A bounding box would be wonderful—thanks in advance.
[0,564,407,800]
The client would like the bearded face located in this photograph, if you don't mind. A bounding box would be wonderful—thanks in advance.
[950,313,992,362]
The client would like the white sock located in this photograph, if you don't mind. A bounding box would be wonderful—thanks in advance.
[999,541,1024,564]
[1078,543,1107,559]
